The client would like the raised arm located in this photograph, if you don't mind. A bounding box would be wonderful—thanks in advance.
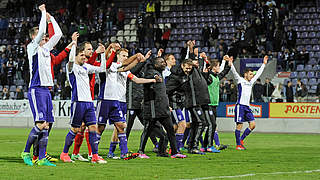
[229,58,241,82]
[219,59,226,73]
[34,4,47,44]
[251,56,268,83]
[87,53,107,74]
[67,43,76,73]
[43,14,62,50]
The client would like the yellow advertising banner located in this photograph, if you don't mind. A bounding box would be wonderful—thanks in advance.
[269,103,320,119]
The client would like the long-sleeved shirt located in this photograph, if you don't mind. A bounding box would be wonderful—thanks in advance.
[230,63,265,106]
[86,50,116,99]
[67,45,106,102]
[98,62,134,102]
[27,11,62,88]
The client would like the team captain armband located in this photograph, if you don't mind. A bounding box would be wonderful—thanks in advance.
[127,73,134,80]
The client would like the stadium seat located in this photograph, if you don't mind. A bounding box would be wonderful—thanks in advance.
[296,64,304,71]
[292,78,298,86]
[305,65,313,71]
[129,36,137,42]
[301,78,308,85]
[298,71,307,78]
[124,30,130,36]
[124,25,130,30]
[308,78,317,85]
[9,92,15,99]
[307,71,315,78]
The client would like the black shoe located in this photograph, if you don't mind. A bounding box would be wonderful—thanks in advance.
[157,152,169,157]
[188,148,206,155]
[217,144,228,150]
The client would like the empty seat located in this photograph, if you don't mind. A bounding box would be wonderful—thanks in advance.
[296,65,304,71]
[298,71,307,78]
[305,65,313,71]
[308,78,317,85]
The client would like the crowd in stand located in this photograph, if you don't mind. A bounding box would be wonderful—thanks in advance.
[0,0,319,101]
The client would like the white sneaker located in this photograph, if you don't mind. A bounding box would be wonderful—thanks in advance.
[71,154,89,162]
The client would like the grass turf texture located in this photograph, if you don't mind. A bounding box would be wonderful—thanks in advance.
[0,128,320,180]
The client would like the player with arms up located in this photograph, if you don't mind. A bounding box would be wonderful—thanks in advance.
[229,56,268,150]
[21,4,62,166]
[60,33,107,164]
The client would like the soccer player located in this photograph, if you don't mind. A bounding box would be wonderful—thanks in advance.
[229,56,268,150]
[139,57,186,158]
[164,54,187,152]
[202,55,231,152]
[71,42,115,162]
[32,13,74,164]
[125,51,162,154]
[97,48,157,159]
[60,33,106,163]
[21,4,62,166]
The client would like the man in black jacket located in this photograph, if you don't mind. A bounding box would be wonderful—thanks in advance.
[285,81,294,102]
[253,79,264,102]
[166,59,210,154]
[138,57,186,158]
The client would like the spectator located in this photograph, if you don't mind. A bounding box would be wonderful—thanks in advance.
[15,87,24,100]
[136,12,144,26]
[161,26,171,50]
[299,48,309,65]
[229,83,238,102]
[285,80,294,102]
[154,24,163,48]
[285,26,297,50]
[7,23,16,43]
[202,24,210,47]
[271,83,284,102]
[232,0,242,23]
[296,79,308,102]
[137,24,145,48]
[2,87,9,100]
[279,48,290,71]
[105,7,114,30]
[210,24,219,47]
[155,0,161,19]
[146,1,155,14]
[145,23,154,48]
[263,78,274,102]
[253,78,264,102]
[5,57,16,86]
[62,80,72,100]
[117,8,125,30]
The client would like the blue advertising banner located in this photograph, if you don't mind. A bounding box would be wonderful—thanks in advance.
[217,102,269,118]
[240,58,263,75]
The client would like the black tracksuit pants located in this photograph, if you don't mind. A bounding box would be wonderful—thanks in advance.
[187,106,207,150]
[203,106,217,148]
[139,116,178,155]
[126,109,159,146]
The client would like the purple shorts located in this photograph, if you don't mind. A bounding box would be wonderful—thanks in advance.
[96,100,125,125]
[119,102,127,122]
[171,109,185,124]
[70,101,96,127]
[28,87,54,123]
[234,104,255,123]
[184,109,191,123]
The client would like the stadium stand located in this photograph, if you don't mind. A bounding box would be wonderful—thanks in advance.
[0,0,319,101]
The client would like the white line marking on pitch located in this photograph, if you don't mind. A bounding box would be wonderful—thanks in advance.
[178,169,320,180]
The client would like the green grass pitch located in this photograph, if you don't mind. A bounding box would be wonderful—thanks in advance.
[0,128,320,180]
